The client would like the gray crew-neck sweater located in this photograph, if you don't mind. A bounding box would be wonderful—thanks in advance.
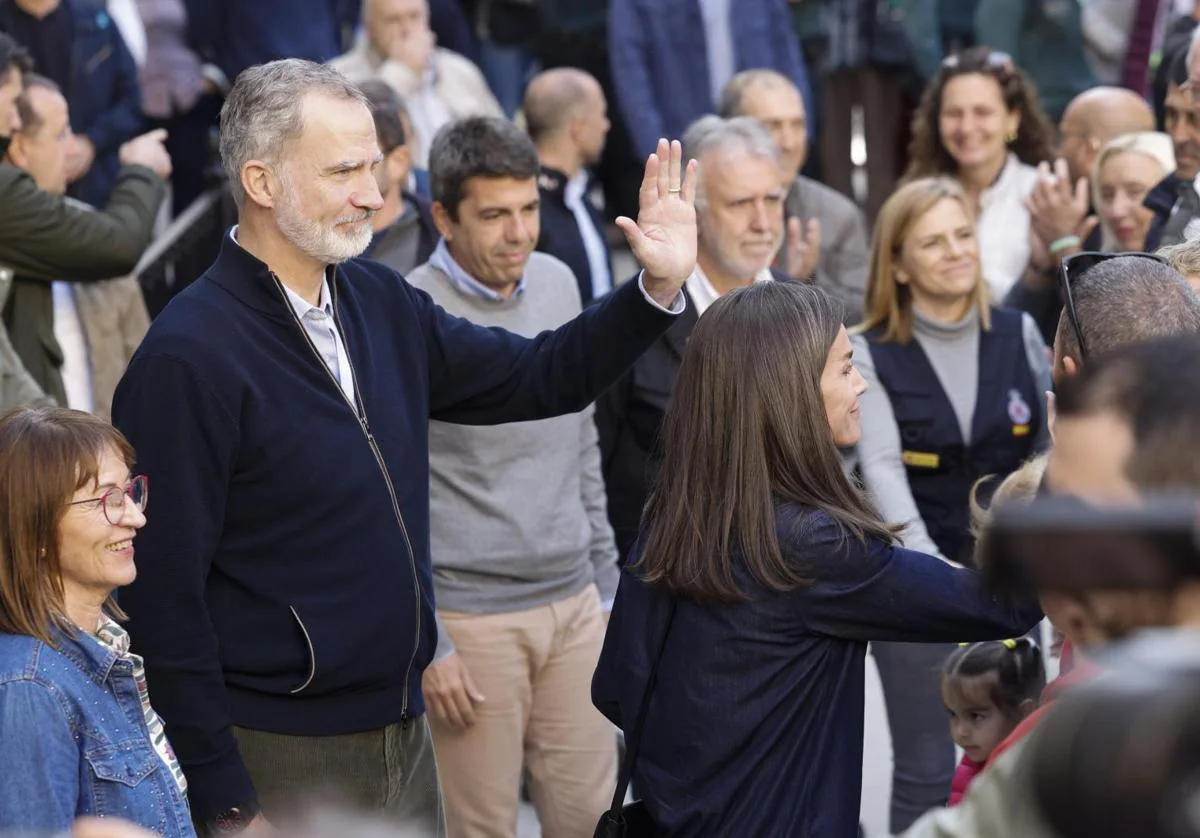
[407,252,619,658]
[851,307,1052,560]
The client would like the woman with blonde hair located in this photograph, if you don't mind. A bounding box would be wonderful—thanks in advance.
[851,176,1052,832]
[1092,132,1176,253]
[905,47,1058,299]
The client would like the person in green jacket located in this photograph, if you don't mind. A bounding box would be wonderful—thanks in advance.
[0,32,170,411]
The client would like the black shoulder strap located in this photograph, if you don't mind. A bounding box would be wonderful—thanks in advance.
[607,595,678,815]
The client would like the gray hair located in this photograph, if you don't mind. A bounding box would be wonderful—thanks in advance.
[1054,256,1200,367]
[219,59,368,207]
[1157,238,1200,280]
[682,115,782,205]
[716,69,797,119]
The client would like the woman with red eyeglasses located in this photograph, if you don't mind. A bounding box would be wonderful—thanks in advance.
[0,407,194,838]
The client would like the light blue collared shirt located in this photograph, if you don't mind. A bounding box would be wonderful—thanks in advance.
[428,238,527,301]
[230,227,357,405]
[428,238,686,314]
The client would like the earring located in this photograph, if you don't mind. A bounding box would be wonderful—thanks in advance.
[1005,131,1018,144]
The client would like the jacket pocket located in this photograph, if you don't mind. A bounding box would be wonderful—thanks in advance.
[289,606,317,694]
[84,744,169,833]
[85,745,158,786]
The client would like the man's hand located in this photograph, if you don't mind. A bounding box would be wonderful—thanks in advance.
[617,138,698,308]
[119,129,173,179]
[1026,158,1097,248]
[422,652,485,731]
[785,216,821,281]
[389,28,436,75]
[65,134,95,183]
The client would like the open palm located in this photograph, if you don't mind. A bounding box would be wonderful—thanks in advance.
[616,139,699,305]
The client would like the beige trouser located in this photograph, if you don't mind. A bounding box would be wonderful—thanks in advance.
[431,584,617,838]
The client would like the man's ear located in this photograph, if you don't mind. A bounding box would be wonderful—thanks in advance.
[387,145,412,187]
[431,201,454,241]
[1061,355,1080,379]
[6,132,28,169]
[241,160,282,209]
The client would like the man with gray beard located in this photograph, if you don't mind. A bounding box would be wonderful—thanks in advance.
[110,59,699,837]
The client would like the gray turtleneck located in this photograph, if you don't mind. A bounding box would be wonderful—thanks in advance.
[850,308,1052,560]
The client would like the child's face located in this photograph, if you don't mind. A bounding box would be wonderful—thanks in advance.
[942,677,1019,765]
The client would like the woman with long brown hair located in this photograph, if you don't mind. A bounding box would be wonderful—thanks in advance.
[592,281,1041,838]
[905,46,1057,300]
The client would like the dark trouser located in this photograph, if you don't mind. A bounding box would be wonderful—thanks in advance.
[872,641,956,835]
[145,92,224,217]
[232,717,446,836]
[819,67,915,224]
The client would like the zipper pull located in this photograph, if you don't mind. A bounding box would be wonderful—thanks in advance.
[400,710,409,731]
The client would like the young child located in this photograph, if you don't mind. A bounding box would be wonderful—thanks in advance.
[942,637,1046,806]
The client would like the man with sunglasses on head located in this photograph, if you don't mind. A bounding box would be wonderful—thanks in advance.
[901,333,1200,838]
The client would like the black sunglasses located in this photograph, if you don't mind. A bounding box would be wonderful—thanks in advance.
[1058,251,1170,363]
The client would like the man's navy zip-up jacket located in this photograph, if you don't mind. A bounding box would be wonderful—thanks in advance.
[111,235,677,821]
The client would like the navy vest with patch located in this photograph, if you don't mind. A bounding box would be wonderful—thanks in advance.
[865,308,1041,564]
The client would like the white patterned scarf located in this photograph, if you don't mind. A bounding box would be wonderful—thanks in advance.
[96,617,189,796]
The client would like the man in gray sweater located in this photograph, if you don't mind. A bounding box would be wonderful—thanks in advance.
[408,116,619,838]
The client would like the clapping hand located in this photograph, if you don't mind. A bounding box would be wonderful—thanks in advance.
[1026,158,1098,254]
[785,216,822,281]
[616,138,698,309]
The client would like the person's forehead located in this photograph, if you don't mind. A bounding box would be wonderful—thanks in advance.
[703,150,780,194]
[292,94,377,150]
[26,85,66,117]
[743,80,803,116]
[462,174,538,205]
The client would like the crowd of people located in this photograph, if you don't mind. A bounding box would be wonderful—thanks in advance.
[3,2,1200,838]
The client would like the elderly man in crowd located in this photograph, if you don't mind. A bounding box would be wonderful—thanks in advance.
[718,68,869,322]
[329,0,502,167]
[408,115,619,838]
[525,67,614,306]
[111,58,696,837]
[597,114,789,563]
[3,73,151,420]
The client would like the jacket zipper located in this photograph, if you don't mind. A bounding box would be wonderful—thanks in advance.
[271,271,422,727]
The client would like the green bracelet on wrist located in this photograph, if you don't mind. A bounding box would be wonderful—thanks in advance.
[1049,235,1082,256]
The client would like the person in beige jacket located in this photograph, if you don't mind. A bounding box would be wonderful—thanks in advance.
[329,0,503,168]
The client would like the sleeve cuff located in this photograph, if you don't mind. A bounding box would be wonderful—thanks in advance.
[636,270,687,314]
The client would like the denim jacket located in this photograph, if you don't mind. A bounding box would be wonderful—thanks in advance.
[0,625,195,837]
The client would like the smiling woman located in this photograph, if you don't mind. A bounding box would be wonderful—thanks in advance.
[593,281,1042,838]
[851,176,1052,833]
[904,47,1057,300]
[0,407,194,838]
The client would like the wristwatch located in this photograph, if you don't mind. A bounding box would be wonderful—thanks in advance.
[212,800,261,835]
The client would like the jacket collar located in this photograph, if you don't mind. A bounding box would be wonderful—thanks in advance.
[49,620,120,685]
[208,229,340,322]
[1145,173,1186,218]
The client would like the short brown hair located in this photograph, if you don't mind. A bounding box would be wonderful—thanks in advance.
[0,407,136,644]
[857,177,992,342]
